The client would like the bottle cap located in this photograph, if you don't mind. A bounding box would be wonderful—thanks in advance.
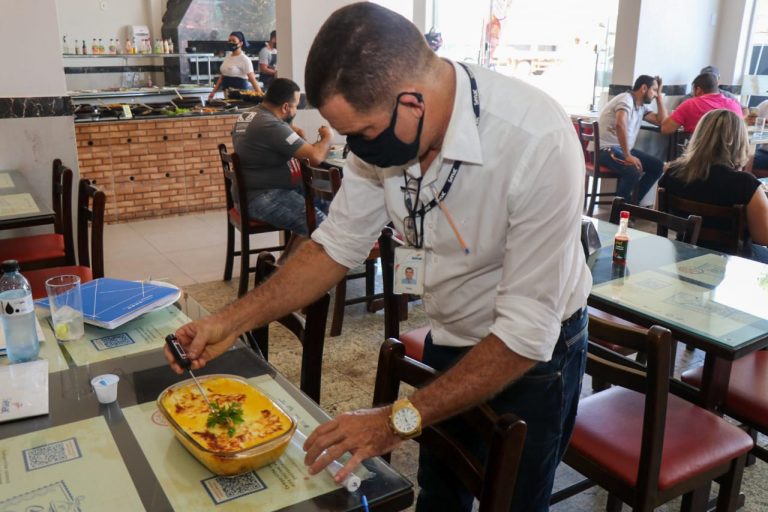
[1,260,19,273]
[620,210,630,219]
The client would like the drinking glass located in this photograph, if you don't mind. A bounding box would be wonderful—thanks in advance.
[756,117,766,136]
[45,275,85,341]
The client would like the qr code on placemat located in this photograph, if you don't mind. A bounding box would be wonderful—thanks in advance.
[91,333,135,351]
[202,471,266,504]
[23,438,82,471]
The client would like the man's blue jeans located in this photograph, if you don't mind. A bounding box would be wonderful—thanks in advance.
[598,147,663,205]
[245,187,327,237]
[415,308,588,512]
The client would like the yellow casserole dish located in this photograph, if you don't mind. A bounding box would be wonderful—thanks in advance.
[157,374,296,475]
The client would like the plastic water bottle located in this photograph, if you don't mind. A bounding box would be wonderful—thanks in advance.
[0,260,39,363]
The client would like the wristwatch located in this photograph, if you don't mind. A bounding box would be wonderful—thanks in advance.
[389,398,422,439]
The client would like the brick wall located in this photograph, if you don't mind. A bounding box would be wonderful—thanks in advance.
[75,115,236,223]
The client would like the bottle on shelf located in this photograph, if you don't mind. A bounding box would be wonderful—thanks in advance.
[115,38,122,54]
[62,35,69,54]
[125,38,133,55]
[74,39,80,55]
[82,39,87,55]
[612,210,630,264]
[108,38,116,54]
[92,38,97,55]
[0,260,39,364]
[163,38,169,54]
[168,38,174,54]
[98,38,104,54]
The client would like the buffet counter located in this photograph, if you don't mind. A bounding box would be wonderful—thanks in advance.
[75,113,238,223]
[69,86,213,105]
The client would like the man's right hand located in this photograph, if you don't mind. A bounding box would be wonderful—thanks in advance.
[318,125,332,141]
[163,317,238,374]
[626,154,643,172]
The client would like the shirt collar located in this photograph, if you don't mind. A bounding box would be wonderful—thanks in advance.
[440,60,484,166]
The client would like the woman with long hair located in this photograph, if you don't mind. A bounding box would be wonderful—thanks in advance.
[658,108,768,261]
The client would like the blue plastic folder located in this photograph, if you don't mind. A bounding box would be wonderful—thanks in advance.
[36,278,179,330]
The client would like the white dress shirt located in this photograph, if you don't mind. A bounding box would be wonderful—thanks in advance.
[312,61,591,362]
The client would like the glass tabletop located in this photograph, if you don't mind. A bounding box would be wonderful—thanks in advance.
[587,218,768,355]
[0,170,55,227]
[0,299,413,511]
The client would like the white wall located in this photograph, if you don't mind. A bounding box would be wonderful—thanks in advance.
[0,0,78,238]
[712,0,755,85]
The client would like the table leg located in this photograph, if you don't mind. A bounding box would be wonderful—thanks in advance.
[699,354,733,413]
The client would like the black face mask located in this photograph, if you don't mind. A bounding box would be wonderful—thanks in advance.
[228,42,239,51]
[346,92,424,167]
[284,114,295,124]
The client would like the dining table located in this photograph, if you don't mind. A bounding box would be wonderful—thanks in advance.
[0,294,414,511]
[0,169,56,230]
[587,218,768,412]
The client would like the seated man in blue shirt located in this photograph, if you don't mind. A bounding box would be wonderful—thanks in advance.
[233,78,333,237]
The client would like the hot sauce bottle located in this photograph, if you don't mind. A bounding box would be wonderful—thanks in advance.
[613,210,630,264]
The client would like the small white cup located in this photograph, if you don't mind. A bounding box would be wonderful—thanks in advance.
[91,374,120,404]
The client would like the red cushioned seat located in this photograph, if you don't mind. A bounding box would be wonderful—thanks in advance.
[227,207,274,229]
[681,352,768,430]
[570,387,754,490]
[25,266,94,300]
[0,234,65,264]
[400,326,429,361]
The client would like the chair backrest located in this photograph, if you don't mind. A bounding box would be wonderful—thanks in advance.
[656,187,748,256]
[577,118,600,166]
[51,159,76,263]
[609,197,702,244]
[247,252,330,403]
[585,314,673,500]
[299,159,342,234]
[380,227,405,340]
[373,339,527,512]
[76,179,106,278]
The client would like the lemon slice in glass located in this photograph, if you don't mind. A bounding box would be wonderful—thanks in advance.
[55,323,70,339]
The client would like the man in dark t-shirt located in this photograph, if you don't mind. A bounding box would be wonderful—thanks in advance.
[233,78,333,236]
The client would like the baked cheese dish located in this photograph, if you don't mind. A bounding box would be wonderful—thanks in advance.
[162,377,292,452]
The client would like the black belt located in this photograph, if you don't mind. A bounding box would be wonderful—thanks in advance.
[562,307,585,326]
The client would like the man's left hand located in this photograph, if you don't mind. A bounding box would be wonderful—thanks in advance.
[293,126,307,140]
[303,407,401,483]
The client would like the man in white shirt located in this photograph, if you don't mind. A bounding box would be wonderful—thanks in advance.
[166,3,591,510]
[597,75,667,205]
[258,30,277,90]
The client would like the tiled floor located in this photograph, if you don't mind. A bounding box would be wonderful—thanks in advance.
[102,209,280,284]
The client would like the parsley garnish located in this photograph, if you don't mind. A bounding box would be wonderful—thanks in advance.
[206,402,245,437]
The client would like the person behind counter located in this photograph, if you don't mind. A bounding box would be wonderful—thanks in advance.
[207,31,262,101]
[259,30,278,90]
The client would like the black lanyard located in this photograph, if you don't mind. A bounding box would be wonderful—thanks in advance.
[406,62,479,219]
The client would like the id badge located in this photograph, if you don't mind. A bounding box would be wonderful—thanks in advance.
[394,246,425,295]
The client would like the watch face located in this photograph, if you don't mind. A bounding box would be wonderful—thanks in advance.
[393,407,420,434]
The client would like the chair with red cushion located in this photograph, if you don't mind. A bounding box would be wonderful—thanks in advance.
[300,159,383,336]
[25,179,106,299]
[219,144,289,297]
[578,119,629,216]
[372,338,527,511]
[0,159,75,270]
[681,351,768,464]
[380,226,427,361]
[551,314,753,511]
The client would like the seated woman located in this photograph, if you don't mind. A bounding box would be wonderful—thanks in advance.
[658,108,768,262]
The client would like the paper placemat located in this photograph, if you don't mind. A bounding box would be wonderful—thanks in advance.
[0,416,144,511]
[58,307,189,366]
[0,174,13,189]
[0,193,39,217]
[122,374,347,510]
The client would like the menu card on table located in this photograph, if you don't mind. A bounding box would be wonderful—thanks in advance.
[0,193,39,217]
[0,360,48,423]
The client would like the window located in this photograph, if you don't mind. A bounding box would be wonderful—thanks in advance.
[429,0,619,111]
[745,0,768,107]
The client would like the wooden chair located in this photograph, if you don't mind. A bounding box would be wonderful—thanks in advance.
[372,338,527,511]
[381,227,428,361]
[552,315,753,512]
[246,252,330,403]
[681,351,768,465]
[300,159,383,337]
[656,187,749,257]
[25,179,106,299]
[609,197,702,242]
[219,144,289,297]
[0,159,75,270]
[578,119,624,217]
